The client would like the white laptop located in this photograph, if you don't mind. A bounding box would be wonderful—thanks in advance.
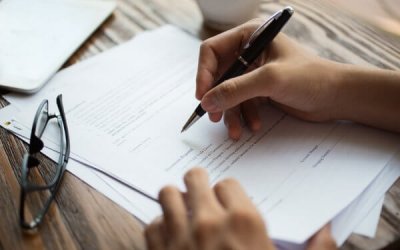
[0,0,116,93]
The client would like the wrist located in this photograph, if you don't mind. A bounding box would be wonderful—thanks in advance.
[328,62,354,121]
[320,60,351,121]
[329,63,400,132]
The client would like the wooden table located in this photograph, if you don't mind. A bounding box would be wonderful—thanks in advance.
[0,0,399,249]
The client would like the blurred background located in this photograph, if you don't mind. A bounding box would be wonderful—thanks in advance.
[333,0,400,37]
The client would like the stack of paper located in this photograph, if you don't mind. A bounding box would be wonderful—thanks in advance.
[1,26,399,247]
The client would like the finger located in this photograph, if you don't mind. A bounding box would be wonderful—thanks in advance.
[213,178,254,210]
[241,99,261,132]
[208,111,223,122]
[158,186,188,239]
[196,19,263,100]
[223,106,242,140]
[184,168,221,214]
[201,64,278,113]
[145,217,166,250]
[306,224,337,250]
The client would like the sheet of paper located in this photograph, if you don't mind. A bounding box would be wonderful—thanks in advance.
[331,151,400,245]
[271,155,399,249]
[0,0,115,92]
[353,196,384,237]
[4,26,400,243]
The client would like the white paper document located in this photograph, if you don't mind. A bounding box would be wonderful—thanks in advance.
[331,151,400,245]
[3,26,400,243]
[353,196,384,237]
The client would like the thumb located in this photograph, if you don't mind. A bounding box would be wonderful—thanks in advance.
[200,65,275,112]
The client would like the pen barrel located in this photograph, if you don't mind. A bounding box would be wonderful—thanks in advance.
[195,104,206,116]
[215,59,248,86]
[242,9,293,63]
[242,25,281,63]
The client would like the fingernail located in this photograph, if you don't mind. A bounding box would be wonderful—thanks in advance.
[201,96,219,112]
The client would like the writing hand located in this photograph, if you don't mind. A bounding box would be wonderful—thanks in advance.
[196,18,400,138]
[196,18,340,139]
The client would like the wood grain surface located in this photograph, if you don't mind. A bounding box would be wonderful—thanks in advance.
[0,0,399,249]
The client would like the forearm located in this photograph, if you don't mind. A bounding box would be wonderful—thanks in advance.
[333,64,400,133]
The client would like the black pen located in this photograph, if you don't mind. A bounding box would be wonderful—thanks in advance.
[181,6,294,132]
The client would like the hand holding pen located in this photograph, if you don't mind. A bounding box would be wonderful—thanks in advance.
[183,6,359,140]
[184,4,400,138]
[182,7,294,133]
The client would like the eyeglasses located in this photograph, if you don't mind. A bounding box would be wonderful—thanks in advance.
[19,94,70,229]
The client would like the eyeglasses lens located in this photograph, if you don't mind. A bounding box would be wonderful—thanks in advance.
[34,102,49,138]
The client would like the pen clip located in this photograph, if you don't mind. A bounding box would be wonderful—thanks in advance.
[243,9,284,49]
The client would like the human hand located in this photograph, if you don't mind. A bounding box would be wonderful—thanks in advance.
[196,18,342,139]
[145,168,274,250]
[145,168,338,250]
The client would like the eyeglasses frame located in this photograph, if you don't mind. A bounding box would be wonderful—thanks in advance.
[19,94,70,230]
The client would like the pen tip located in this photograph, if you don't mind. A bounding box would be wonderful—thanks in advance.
[181,111,200,133]
[181,120,191,133]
